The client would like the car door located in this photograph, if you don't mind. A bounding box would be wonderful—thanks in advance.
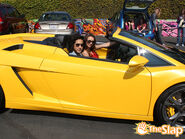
[40,47,152,116]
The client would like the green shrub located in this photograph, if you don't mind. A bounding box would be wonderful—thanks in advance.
[1,0,185,19]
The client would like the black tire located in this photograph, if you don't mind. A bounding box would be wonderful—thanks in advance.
[0,86,5,113]
[154,84,185,129]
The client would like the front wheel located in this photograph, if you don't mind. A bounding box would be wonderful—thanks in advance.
[154,84,185,129]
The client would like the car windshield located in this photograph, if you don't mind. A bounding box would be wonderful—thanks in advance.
[119,31,185,64]
[39,13,71,21]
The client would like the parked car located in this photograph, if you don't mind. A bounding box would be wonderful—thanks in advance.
[108,0,157,39]
[34,11,75,35]
[0,3,28,34]
[0,28,185,130]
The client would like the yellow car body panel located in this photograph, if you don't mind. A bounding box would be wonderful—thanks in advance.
[0,30,185,123]
[96,48,108,59]
[40,50,151,116]
[147,66,185,116]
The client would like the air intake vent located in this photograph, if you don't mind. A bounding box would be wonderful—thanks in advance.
[3,44,24,51]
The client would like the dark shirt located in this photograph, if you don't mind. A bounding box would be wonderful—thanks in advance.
[151,13,157,30]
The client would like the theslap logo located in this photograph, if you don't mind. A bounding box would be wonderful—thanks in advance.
[135,122,183,137]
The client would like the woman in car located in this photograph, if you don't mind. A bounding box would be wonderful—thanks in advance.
[69,35,85,56]
[82,34,114,58]
[137,18,147,34]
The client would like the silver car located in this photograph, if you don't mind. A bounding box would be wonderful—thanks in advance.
[34,11,74,35]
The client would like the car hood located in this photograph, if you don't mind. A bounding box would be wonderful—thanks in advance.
[123,0,157,11]
[0,33,54,50]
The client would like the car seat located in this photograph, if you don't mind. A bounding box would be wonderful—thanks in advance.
[107,44,137,63]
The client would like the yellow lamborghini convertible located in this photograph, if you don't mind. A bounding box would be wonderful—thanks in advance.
[0,28,184,129]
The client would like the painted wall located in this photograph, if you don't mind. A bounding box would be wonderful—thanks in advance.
[160,20,178,37]
[75,19,179,37]
[28,19,179,37]
[75,19,111,36]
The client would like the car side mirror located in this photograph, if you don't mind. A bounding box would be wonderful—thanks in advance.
[128,55,149,67]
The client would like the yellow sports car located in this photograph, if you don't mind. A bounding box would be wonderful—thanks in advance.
[0,28,184,130]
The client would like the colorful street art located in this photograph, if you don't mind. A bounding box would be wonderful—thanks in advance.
[160,20,178,37]
[75,19,112,36]
[28,19,179,38]
[75,19,179,37]
[28,19,38,33]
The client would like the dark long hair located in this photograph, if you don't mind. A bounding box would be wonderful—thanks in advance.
[179,9,185,15]
[84,34,96,51]
[69,34,84,53]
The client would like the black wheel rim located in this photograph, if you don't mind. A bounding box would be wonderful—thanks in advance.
[162,88,185,129]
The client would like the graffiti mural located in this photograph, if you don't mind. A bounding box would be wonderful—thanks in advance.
[160,20,178,37]
[28,19,179,37]
[75,19,112,36]
[75,19,179,37]
[28,19,38,33]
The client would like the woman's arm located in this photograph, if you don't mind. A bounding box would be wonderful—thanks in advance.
[137,25,141,33]
[140,24,146,32]
[95,41,116,49]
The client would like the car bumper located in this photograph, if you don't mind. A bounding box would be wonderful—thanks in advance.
[34,29,74,35]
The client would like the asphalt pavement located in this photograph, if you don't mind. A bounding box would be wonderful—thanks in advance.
[0,108,184,139]
[0,36,185,139]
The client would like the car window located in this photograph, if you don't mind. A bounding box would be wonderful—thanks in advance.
[124,0,155,9]
[124,12,148,30]
[119,31,185,64]
[39,13,71,21]
[139,48,173,67]
[106,42,138,64]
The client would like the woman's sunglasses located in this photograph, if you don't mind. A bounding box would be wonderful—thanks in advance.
[75,43,84,47]
[87,40,95,44]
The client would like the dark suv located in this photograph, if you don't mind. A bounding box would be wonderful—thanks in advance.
[0,3,28,34]
[109,0,157,39]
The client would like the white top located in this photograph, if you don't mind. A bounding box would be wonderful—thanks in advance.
[179,19,185,28]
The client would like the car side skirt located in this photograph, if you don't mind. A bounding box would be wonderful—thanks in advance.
[6,101,153,121]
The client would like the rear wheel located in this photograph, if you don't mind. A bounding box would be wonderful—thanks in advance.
[154,84,185,129]
[0,86,5,113]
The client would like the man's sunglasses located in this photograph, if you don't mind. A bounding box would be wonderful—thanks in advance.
[87,40,95,44]
[75,43,84,47]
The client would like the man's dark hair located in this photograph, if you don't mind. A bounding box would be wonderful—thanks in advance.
[69,34,84,53]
